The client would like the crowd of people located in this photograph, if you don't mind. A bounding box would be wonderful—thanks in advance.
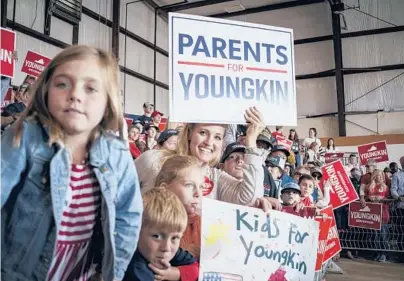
[1,44,403,281]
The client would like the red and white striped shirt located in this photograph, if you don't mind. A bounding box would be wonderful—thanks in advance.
[47,164,101,281]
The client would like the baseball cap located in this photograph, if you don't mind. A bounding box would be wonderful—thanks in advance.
[271,144,290,157]
[281,182,301,194]
[383,167,392,173]
[257,134,273,147]
[145,124,160,133]
[143,102,154,108]
[311,167,323,178]
[265,155,286,171]
[157,129,178,145]
[151,111,164,118]
[220,142,246,163]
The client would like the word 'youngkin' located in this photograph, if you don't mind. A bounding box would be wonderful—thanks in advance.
[325,165,350,204]
[351,211,381,222]
[179,33,288,65]
[180,73,288,103]
[360,149,387,161]
[236,210,309,275]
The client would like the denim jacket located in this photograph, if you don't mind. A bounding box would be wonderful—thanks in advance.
[1,120,143,281]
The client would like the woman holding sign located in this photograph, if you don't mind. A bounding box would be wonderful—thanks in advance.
[176,107,266,206]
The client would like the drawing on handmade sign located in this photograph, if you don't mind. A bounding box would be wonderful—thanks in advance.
[200,199,319,281]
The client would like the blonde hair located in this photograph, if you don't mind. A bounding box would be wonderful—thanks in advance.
[13,45,123,146]
[176,123,227,167]
[142,187,188,232]
[155,154,202,187]
[368,169,387,192]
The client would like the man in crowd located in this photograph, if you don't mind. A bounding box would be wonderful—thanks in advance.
[271,126,285,139]
[136,102,154,126]
[359,158,377,206]
[390,162,399,175]
[292,166,311,183]
[345,153,361,174]
[391,156,404,257]
[151,110,163,129]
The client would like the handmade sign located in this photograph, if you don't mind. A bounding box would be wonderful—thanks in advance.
[1,28,16,78]
[357,141,389,165]
[320,206,341,263]
[322,160,358,209]
[169,13,296,125]
[21,50,51,78]
[200,199,319,281]
[281,206,332,271]
[348,201,382,230]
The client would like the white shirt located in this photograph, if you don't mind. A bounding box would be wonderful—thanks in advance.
[303,137,321,148]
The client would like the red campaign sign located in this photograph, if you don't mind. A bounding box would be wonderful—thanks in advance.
[1,28,16,78]
[324,152,345,164]
[321,205,342,263]
[357,141,389,165]
[348,201,382,230]
[276,136,293,151]
[21,50,51,78]
[315,216,332,271]
[322,160,359,209]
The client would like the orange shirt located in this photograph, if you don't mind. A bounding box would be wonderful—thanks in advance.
[180,215,201,261]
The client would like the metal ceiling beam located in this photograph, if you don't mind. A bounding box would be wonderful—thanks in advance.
[164,0,234,13]
[210,0,325,18]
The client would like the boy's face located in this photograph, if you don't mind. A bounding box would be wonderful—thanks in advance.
[166,166,203,215]
[281,190,301,206]
[223,152,244,180]
[138,225,182,265]
[300,179,314,197]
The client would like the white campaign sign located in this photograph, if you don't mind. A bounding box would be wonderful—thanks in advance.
[199,199,319,281]
[169,13,296,125]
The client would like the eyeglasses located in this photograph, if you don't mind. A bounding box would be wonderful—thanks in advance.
[294,172,302,177]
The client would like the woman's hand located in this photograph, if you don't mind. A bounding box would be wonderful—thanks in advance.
[253,197,273,215]
[244,107,265,148]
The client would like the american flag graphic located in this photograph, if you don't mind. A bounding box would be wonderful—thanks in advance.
[202,272,243,281]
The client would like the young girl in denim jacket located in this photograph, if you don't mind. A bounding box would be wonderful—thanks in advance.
[1,45,143,281]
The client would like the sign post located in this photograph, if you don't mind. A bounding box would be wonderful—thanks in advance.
[200,199,319,281]
[1,28,16,78]
[169,13,296,125]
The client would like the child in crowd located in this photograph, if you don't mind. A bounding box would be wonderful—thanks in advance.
[280,182,301,209]
[299,174,330,209]
[124,188,198,281]
[143,124,159,151]
[157,129,179,151]
[155,155,205,260]
[128,125,142,159]
[1,45,143,281]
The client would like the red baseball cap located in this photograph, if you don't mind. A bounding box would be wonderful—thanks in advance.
[151,111,164,118]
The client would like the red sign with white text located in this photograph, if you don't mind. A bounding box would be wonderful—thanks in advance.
[321,205,342,263]
[21,50,51,78]
[324,152,345,164]
[348,201,382,230]
[276,136,293,151]
[1,28,16,78]
[357,141,389,165]
[322,160,359,209]
[315,215,332,271]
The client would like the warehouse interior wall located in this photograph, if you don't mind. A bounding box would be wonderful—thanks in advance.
[3,0,404,139]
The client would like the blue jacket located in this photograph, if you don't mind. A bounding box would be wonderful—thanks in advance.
[1,120,143,281]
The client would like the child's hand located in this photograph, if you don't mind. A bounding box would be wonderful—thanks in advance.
[149,260,180,281]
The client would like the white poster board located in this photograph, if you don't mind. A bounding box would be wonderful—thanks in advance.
[169,13,296,126]
[199,199,319,281]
